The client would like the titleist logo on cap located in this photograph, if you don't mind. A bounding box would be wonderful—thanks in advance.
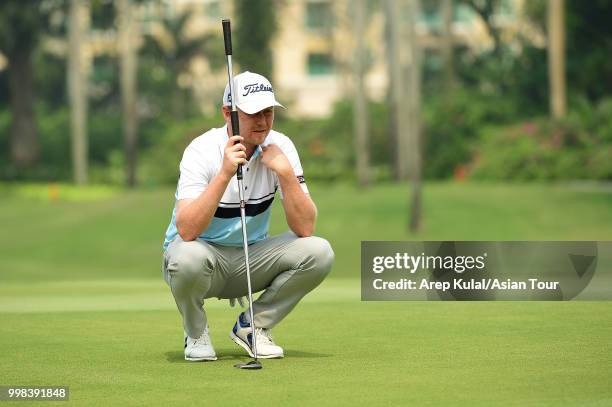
[242,83,273,96]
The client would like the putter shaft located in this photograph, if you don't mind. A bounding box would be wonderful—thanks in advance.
[237,177,258,360]
[223,18,259,366]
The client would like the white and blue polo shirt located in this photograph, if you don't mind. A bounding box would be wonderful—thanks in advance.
[163,125,308,249]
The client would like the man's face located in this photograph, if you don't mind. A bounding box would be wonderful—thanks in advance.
[224,106,274,147]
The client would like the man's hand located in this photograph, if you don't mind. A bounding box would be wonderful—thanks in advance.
[176,137,241,241]
[222,135,247,178]
[261,144,293,176]
[263,143,317,237]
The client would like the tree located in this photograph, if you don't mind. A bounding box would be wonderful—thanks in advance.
[384,0,407,181]
[234,0,277,79]
[547,0,566,119]
[116,0,138,187]
[353,0,371,187]
[142,8,221,117]
[440,0,455,90]
[525,0,612,103]
[565,0,612,101]
[458,0,503,57]
[68,0,90,185]
[405,0,423,233]
[0,1,44,171]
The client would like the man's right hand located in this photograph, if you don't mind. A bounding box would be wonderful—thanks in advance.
[222,135,247,177]
[177,137,246,241]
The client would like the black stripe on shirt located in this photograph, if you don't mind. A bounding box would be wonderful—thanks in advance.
[214,196,274,219]
[219,189,277,205]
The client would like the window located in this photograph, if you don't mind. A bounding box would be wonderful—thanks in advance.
[419,0,441,32]
[305,1,333,33]
[404,0,477,27]
[307,53,334,76]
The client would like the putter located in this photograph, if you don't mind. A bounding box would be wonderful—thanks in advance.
[222,18,262,371]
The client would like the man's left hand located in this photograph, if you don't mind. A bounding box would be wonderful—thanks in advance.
[261,144,293,176]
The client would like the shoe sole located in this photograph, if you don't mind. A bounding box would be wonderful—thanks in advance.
[229,332,284,359]
[185,355,217,362]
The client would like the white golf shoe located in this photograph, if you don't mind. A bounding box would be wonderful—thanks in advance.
[184,327,217,361]
[230,312,284,359]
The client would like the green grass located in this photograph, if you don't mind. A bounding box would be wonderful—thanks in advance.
[2,296,611,406]
[0,182,611,406]
[1,181,610,281]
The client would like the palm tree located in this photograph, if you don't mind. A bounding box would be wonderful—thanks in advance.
[353,0,370,187]
[406,0,423,233]
[547,0,566,119]
[116,0,138,187]
[68,0,90,185]
[234,0,277,80]
[385,0,407,181]
[440,0,455,90]
[142,8,219,118]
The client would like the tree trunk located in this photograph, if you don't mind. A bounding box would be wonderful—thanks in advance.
[406,0,423,233]
[548,0,566,119]
[68,0,89,185]
[8,50,39,170]
[440,0,455,90]
[385,0,407,181]
[461,0,503,58]
[117,0,139,187]
[353,0,370,187]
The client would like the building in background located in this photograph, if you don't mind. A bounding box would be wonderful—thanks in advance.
[122,0,530,117]
[270,0,528,117]
[29,0,528,118]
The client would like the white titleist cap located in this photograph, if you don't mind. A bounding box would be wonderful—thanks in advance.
[223,71,285,114]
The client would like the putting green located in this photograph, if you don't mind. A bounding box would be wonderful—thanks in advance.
[1,278,611,406]
[1,182,610,405]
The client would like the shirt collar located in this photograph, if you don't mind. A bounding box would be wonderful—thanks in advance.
[252,145,263,159]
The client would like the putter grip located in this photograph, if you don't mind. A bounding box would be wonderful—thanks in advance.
[222,19,232,55]
[230,111,240,136]
[230,110,243,179]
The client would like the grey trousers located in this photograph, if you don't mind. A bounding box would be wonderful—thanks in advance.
[162,232,334,338]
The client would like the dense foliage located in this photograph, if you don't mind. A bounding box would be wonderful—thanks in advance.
[234,0,277,79]
[471,98,612,180]
[1,0,611,184]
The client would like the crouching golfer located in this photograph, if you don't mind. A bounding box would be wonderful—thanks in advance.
[162,71,334,361]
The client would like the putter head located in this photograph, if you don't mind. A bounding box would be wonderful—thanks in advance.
[234,360,262,370]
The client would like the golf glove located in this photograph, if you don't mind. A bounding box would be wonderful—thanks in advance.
[229,297,246,308]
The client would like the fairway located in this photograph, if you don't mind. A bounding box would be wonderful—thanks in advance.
[1,182,611,405]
